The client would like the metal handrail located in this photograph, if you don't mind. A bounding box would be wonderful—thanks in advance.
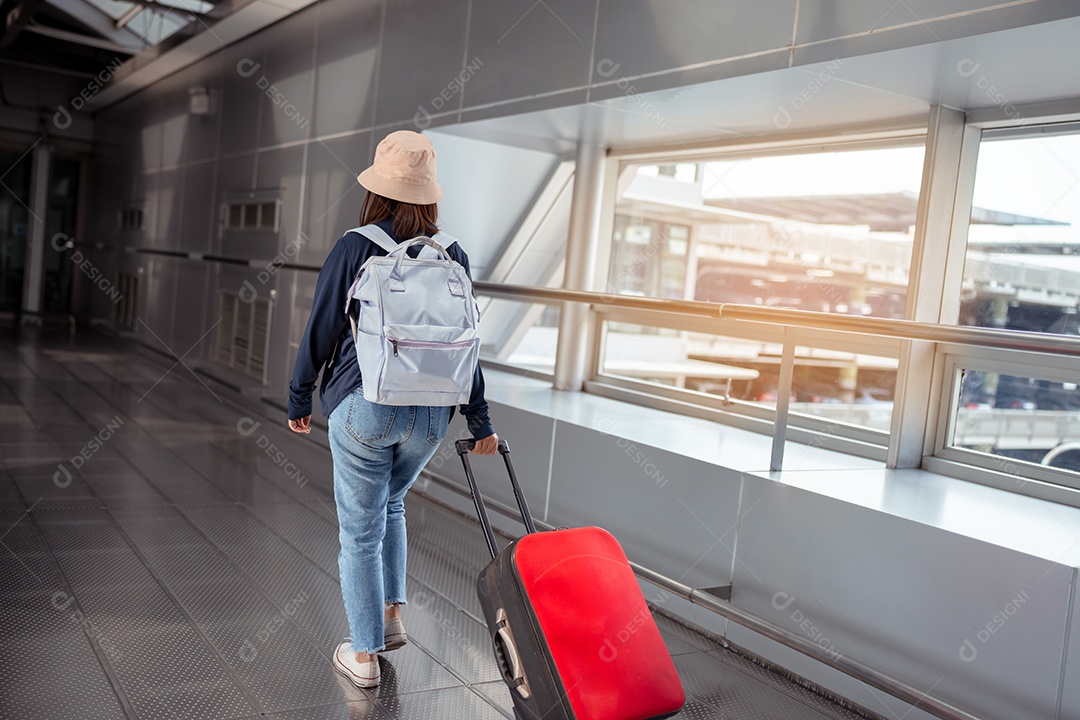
[473,281,1080,357]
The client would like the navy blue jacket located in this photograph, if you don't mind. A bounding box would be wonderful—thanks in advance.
[288,220,494,439]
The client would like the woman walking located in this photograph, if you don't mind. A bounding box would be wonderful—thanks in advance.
[287,130,498,688]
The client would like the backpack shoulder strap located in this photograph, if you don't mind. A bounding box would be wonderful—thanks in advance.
[346,224,396,253]
[431,230,457,251]
[349,224,446,259]
[343,224,392,317]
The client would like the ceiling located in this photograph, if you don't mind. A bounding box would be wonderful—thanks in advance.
[434,14,1080,155]
[0,0,224,77]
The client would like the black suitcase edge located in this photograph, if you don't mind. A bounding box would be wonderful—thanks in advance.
[478,541,576,720]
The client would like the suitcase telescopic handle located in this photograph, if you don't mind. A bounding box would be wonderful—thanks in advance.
[455,438,538,559]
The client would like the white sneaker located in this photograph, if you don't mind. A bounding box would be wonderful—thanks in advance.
[333,641,380,688]
[384,617,407,651]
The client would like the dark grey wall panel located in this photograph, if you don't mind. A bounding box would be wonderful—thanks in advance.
[796,0,1032,44]
[143,256,178,349]
[135,92,165,174]
[793,0,1080,67]
[218,43,269,158]
[312,0,382,138]
[463,0,597,107]
[255,144,306,253]
[91,152,126,245]
[179,162,217,255]
[374,0,471,127]
[160,85,188,169]
[154,63,224,166]
[133,172,159,248]
[265,270,297,394]
[593,0,796,81]
[173,261,215,361]
[216,264,278,316]
[289,271,318,354]
[95,114,131,154]
[255,5,319,149]
[299,132,372,266]
[155,168,182,252]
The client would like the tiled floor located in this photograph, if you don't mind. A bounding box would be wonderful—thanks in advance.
[0,327,868,719]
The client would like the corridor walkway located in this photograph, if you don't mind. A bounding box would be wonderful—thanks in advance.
[0,326,868,720]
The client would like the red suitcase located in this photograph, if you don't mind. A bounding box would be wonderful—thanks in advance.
[456,439,685,720]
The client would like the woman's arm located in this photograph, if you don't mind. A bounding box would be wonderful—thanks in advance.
[452,245,497,452]
[288,238,354,423]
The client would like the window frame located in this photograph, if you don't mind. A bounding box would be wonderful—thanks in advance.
[932,346,1080,493]
[920,115,1080,500]
[220,190,283,235]
[478,109,1080,505]
[592,129,929,454]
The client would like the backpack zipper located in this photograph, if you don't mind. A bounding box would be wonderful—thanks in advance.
[390,337,476,357]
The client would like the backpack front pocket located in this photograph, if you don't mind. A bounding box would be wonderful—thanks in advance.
[380,324,479,393]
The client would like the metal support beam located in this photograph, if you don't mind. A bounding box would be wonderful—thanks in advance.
[21,142,50,324]
[25,23,140,53]
[553,140,606,392]
[0,0,48,47]
[888,106,980,468]
[44,0,146,48]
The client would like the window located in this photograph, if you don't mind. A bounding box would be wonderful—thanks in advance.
[478,299,560,377]
[121,207,145,230]
[598,144,923,442]
[936,125,1080,488]
[82,0,213,47]
[224,200,280,232]
[608,218,689,299]
[960,128,1080,337]
[610,146,925,316]
[942,359,1080,485]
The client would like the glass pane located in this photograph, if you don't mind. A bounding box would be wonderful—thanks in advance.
[600,321,897,433]
[961,131,1080,336]
[243,204,258,228]
[478,299,560,375]
[82,0,138,20]
[124,7,196,45]
[609,145,925,318]
[953,369,1080,473]
[228,204,242,228]
[259,202,277,229]
[601,321,702,388]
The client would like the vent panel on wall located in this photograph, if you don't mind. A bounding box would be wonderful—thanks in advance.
[214,291,272,384]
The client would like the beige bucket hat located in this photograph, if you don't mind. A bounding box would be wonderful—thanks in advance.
[357,131,443,205]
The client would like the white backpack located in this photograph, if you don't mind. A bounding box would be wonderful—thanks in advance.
[344,224,479,406]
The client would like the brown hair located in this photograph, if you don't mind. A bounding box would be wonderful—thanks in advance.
[358,192,439,239]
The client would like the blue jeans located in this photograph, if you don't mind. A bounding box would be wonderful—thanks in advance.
[328,388,451,653]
